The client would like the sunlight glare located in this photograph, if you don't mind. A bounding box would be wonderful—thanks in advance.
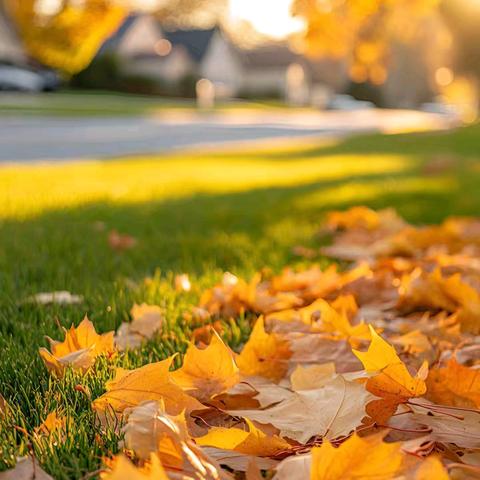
[229,0,304,39]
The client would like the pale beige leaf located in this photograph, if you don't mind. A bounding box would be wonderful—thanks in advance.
[0,457,53,480]
[229,376,372,443]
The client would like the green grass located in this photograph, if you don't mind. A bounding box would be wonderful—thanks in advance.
[0,90,306,117]
[1,124,480,478]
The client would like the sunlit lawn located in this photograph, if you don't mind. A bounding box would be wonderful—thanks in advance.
[0,90,304,116]
[1,124,479,478]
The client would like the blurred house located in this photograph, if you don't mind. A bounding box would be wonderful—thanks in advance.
[0,7,27,64]
[97,13,446,108]
[101,15,215,85]
[100,14,347,103]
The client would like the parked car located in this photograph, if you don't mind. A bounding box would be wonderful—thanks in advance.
[420,102,457,116]
[326,94,375,111]
[0,63,60,92]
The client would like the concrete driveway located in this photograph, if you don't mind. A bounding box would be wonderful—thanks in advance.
[0,109,451,163]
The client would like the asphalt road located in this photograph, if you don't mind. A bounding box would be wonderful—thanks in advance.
[0,109,451,163]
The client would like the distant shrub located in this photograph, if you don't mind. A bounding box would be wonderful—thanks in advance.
[237,88,283,100]
[70,54,123,90]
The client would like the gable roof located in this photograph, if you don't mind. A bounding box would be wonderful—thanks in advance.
[100,14,216,64]
[235,44,301,69]
[162,27,216,63]
[99,15,142,54]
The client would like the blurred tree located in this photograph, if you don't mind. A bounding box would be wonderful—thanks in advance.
[3,0,127,74]
[153,0,228,28]
[3,0,226,74]
[291,0,441,85]
[441,0,480,80]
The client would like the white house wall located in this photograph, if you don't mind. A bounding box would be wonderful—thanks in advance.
[241,67,289,96]
[125,48,194,83]
[0,9,26,64]
[160,47,195,82]
[117,16,163,57]
[200,31,243,95]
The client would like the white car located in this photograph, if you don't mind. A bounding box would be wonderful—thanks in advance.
[420,102,457,116]
[327,94,375,111]
[0,64,58,92]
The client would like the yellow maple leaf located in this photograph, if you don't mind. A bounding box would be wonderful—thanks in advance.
[102,454,168,480]
[34,411,67,440]
[171,330,240,401]
[399,268,480,333]
[236,317,291,382]
[92,357,204,423]
[195,418,290,457]
[39,316,115,377]
[414,455,449,480]
[326,206,385,231]
[426,358,480,409]
[353,325,427,423]
[267,296,369,343]
[310,432,403,480]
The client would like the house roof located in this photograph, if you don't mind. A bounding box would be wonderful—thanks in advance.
[100,14,216,64]
[235,44,301,69]
[99,15,139,54]
[163,27,216,63]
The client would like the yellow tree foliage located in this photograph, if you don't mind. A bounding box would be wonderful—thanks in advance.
[4,0,127,74]
[291,0,440,84]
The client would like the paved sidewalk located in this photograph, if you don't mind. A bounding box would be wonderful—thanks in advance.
[0,109,452,163]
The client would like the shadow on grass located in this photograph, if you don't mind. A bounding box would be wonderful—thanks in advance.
[0,167,475,293]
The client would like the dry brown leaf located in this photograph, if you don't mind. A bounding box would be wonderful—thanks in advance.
[119,401,230,480]
[191,321,224,345]
[115,303,163,351]
[245,459,264,480]
[123,401,189,462]
[273,454,311,480]
[0,457,53,480]
[288,334,362,373]
[108,230,137,251]
[228,375,372,443]
[410,403,480,449]
[289,363,336,391]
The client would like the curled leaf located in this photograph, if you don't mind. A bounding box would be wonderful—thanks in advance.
[39,316,115,377]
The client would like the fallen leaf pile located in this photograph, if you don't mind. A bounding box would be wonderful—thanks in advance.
[8,206,480,478]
